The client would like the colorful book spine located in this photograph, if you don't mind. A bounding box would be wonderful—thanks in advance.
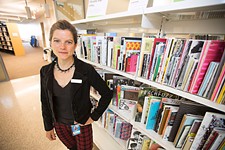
[211,63,225,101]
[189,40,225,94]
[146,99,161,130]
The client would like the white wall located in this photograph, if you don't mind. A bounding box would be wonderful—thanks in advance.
[17,23,42,46]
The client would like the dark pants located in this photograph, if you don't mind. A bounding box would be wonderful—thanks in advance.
[54,122,93,150]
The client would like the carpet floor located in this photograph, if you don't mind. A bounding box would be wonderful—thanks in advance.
[0,43,49,80]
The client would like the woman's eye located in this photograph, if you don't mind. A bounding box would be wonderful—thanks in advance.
[66,41,73,45]
[53,40,60,43]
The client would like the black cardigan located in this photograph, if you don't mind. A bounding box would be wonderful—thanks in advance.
[40,56,113,131]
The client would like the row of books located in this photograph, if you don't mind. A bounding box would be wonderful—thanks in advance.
[0,26,7,32]
[127,127,163,150]
[93,67,225,149]
[78,36,225,104]
[100,109,133,141]
[114,82,225,150]
[173,112,225,150]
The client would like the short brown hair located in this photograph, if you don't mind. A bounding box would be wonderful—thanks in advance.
[49,20,77,44]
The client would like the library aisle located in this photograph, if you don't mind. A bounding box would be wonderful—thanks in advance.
[0,75,100,150]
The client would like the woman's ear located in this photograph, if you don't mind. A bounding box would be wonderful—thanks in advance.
[74,44,77,51]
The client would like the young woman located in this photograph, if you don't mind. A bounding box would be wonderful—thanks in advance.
[40,20,113,150]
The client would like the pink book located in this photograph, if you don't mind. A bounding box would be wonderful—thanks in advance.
[211,63,225,101]
[126,53,138,74]
[189,40,225,94]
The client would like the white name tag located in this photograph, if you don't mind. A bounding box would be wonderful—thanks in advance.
[71,79,82,84]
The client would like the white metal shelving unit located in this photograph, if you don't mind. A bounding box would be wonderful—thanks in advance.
[91,92,180,150]
[73,1,225,149]
[92,122,124,150]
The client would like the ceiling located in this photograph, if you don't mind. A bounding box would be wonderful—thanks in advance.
[0,0,48,22]
[0,0,85,23]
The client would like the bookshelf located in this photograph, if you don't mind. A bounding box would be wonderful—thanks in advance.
[72,0,225,149]
[86,58,225,113]
[0,22,14,55]
[93,122,124,150]
[71,0,225,34]
[91,92,180,150]
[0,22,25,56]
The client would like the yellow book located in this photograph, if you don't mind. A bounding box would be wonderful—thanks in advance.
[218,138,225,150]
[216,83,225,104]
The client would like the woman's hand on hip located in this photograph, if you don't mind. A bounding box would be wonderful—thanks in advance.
[84,117,94,125]
[46,129,56,141]
[74,117,94,126]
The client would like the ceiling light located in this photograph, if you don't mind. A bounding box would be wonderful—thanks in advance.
[44,0,50,18]
[25,0,32,19]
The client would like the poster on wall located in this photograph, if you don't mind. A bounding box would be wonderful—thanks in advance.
[86,0,108,18]
[128,0,148,11]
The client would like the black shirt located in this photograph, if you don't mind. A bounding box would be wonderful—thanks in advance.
[53,77,74,125]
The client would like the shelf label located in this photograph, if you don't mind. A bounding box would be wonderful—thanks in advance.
[86,0,108,18]
[128,0,148,11]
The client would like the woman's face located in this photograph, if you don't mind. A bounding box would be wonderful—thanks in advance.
[51,29,76,60]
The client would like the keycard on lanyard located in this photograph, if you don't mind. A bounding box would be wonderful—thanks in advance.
[71,124,81,136]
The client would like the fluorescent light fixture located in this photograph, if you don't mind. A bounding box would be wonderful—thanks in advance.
[44,3,50,18]
[25,0,32,19]
[25,6,32,19]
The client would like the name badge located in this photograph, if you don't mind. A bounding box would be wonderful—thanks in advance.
[71,124,81,136]
[71,79,82,84]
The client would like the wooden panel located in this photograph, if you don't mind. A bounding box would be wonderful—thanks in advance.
[6,23,25,56]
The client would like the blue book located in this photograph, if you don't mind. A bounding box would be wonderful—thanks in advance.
[146,99,161,130]
[198,62,219,96]
[114,118,123,138]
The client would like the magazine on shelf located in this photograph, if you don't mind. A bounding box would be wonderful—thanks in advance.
[161,106,180,140]
[197,62,219,96]
[181,119,202,150]
[147,38,167,80]
[190,112,225,150]
[138,37,154,78]
[114,117,123,138]
[111,37,121,69]
[119,122,132,140]
[145,98,161,130]
[134,86,177,123]
[173,114,203,148]
[183,58,199,91]
[106,36,114,67]
[169,39,186,87]
[112,76,134,106]
[154,98,181,131]
[208,128,225,150]
[211,66,225,102]
[202,127,225,150]
[142,96,161,125]
[157,38,174,83]
[120,37,142,73]
[175,125,191,148]
[127,127,142,150]
[163,39,185,85]
[149,42,166,81]
[176,40,205,89]
[207,49,225,99]
[189,40,225,94]
[216,82,225,104]
[168,101,219,142]
[214,75,225,103]
[157,106,171,135]
[140,96,151,124]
